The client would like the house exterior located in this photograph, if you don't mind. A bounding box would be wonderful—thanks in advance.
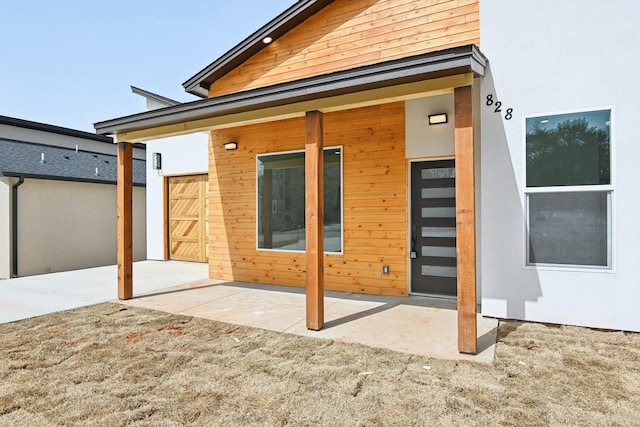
[0,116,147,278]
[95,0,640,353]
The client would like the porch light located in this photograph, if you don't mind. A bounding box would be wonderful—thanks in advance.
[152,152,162,170]
[428,113,448,125]
[224,142,238,151]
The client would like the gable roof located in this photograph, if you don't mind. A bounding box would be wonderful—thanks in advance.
[183,0,334,97]
[0,138,146,186]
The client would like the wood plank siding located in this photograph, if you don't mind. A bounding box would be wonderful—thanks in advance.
[208,0,479,97]
[208,102,407,296]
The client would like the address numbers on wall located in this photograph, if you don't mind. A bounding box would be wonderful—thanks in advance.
[486,94,513,120]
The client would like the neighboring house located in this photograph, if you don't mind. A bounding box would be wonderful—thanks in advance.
[130,87,209,263]
[95,0,640,353]
[0,116,147,278]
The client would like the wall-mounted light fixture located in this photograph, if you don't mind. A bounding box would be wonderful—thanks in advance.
[152,152,162,170]
[224,142,238,151]
[428,113,448,125]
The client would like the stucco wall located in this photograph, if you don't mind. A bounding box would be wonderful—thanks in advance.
[145,133,209,260]
[479,0,640,331]
[405,95,455,159]
[16,179,146,276]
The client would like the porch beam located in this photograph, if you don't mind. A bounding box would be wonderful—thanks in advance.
[117,142,133,300]
[454,85,477,354]
[113,74,474,143]
[305,110,324,330]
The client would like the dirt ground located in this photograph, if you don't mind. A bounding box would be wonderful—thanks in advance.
[1,303,639,426]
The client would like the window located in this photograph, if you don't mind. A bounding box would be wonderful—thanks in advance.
[257,148,342,252]
[525,109,612,268]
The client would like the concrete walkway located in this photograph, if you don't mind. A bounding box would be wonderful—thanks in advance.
[0,261,208,324]
[1,261,498,363]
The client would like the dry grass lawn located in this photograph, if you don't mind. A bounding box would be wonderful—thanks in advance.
[1,303,639,426]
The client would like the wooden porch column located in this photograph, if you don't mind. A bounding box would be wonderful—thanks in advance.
[305,110,324,330]
[454,86,477,354]
[117,142,133,300]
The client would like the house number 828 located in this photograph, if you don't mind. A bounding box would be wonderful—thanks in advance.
[486,94,513,120]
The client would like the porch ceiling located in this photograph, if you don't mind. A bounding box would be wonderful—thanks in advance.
[94,45,487,143]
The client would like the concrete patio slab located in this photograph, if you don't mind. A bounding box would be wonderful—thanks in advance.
[1,261,498,362]
[121,280,498,363]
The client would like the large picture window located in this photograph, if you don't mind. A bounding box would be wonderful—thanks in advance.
[257,148,342,253]
[525,109,612,268]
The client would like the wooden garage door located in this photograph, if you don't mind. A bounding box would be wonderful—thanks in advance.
[168,174,208,262]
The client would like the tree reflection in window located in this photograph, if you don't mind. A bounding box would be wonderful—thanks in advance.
[526,110,610,187]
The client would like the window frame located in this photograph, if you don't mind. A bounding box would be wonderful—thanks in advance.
[255,146,344,254]
[523,107,615,271]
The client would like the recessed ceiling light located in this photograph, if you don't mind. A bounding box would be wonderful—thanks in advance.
[262,36,273,44]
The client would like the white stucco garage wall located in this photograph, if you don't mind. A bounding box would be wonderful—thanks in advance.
[479,0,640,331]
[17,179,146,276]
[145,133,209,260]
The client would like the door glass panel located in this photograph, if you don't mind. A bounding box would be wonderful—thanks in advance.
[421,167,455,179]
[421,265,457,278]
[422,207,456,218]
[421,227,456,238]
[422,187,455,198]
[422,246,457,257]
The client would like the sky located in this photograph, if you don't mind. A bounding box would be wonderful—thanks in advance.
[0,0,296,133]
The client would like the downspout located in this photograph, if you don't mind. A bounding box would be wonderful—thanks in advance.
[11,177,25,278]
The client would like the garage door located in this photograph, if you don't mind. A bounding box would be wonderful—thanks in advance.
[168,174,208,262]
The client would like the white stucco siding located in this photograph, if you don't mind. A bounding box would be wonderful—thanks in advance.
[145,133,209,260]
[480,1,640,331]
[405,95,455,159]
[16,179,146,276]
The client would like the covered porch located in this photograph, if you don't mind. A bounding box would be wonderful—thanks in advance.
[95,45,488,355]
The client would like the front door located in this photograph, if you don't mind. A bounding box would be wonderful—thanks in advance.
[410,159,457,297]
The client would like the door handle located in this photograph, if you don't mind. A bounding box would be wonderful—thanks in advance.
[410,234,417,259]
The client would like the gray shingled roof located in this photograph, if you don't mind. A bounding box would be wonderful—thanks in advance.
[0,138,146,185]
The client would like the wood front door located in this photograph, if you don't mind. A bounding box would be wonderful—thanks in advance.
[410,159,457,297]
[168,174,208,262]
